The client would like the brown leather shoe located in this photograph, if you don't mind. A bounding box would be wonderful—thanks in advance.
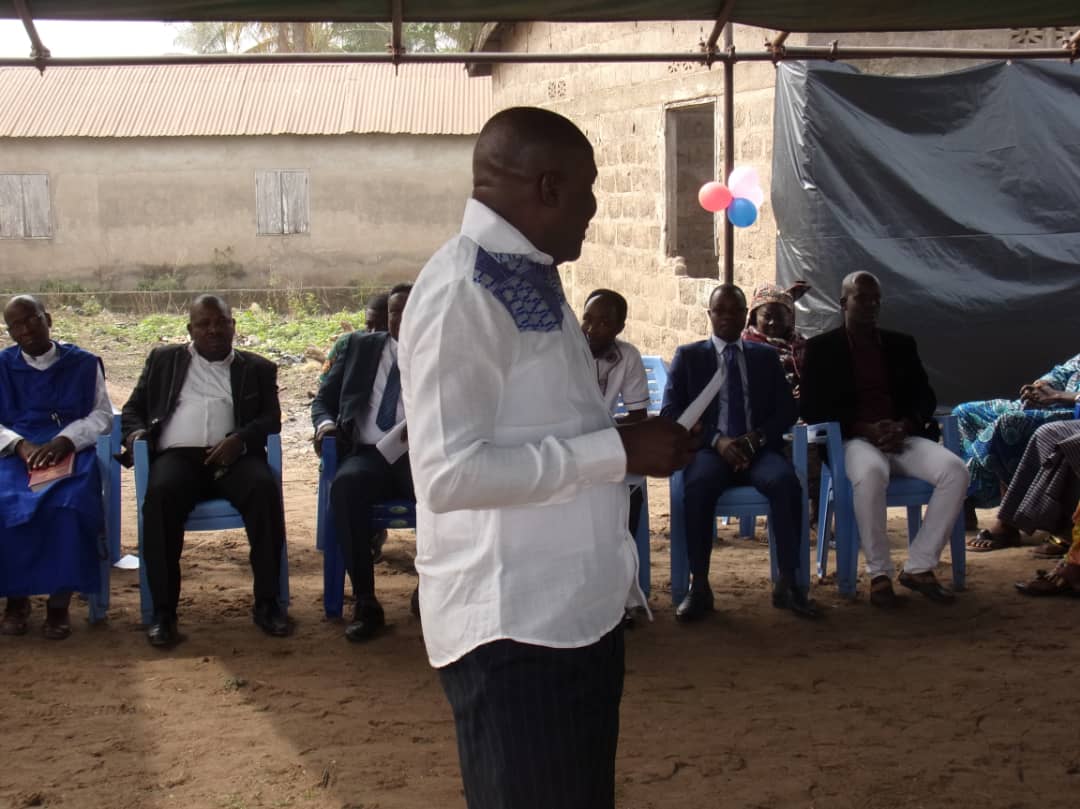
[1,597,31,636]
[43,606,72,640]
[897,570,956,604]
[869,575,904,609]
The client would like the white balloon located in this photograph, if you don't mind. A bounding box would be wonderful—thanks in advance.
[743,185,766,208]
[727,165,760,197]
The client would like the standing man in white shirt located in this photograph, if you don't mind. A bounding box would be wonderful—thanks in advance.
[120,295,287,647]
[399,107,694,809]
[0,295,113,640]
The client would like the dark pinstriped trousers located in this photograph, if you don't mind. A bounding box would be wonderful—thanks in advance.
[438,625,625,809]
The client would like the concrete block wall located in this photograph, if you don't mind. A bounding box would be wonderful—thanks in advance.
[487,21,1035,361]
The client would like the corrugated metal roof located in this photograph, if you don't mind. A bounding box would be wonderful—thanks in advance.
[0,63,491,138]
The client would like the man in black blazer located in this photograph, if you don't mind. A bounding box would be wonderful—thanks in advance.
[121,295,287,647]
[800,272,969,607]
[662,284,817,621]
[312,283,414,642]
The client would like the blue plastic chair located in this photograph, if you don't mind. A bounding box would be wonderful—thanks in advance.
[87,413,123,623]
[611,355,668,598]
[813,415,966,597]
[133,434,289,625]
[315,436,416,619]
[668,423,811,605]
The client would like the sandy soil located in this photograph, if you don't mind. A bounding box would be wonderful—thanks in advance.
[2,335,1079,809]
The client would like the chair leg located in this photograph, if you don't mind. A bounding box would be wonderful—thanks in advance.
[137,517,154,626]
[322,542,346,619]
[738,514,755,539]
[277,540,290,612]
[669,473,691,606]
[634,486,651,599]
[906,505,922,543]
[816,471,833,581]
[767,513,778,583]
[949,512,967,591]
[88,533,110,624]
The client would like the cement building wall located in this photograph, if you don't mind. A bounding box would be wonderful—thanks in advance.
[0,133,475,294]
[488,22,1061,358]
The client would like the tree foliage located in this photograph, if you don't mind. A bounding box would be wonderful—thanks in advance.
[172,21,483,54]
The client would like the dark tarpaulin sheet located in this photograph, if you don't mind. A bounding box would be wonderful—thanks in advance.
[772,60,1080,406]
[0,0,1078,29]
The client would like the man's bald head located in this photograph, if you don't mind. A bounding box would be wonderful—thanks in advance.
[4,294,45,316]
[189,293,231,320]
[840,271,880,300]
[473,107,593,189]
[4,294,52,357]
[471,107,598,265]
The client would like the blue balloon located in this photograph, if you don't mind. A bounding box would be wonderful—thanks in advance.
[727,198,758,228]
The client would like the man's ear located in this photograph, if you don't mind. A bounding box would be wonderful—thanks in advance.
[538,170,562,208]
[614,322,626,337]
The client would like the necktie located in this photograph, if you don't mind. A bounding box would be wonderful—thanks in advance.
[723,344,747,436]
[376,361,400,431]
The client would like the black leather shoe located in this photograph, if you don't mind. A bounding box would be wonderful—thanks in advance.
[345,600,385,642]
[147,613,180,648]
[897,570,956,604]
[253,600,290,637]
[675,585,714,623]
[409,586,421,620]
[772,580,821,619]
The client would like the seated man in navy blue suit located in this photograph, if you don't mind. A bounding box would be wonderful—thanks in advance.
[662,284,818,621]
[312,283,415,642]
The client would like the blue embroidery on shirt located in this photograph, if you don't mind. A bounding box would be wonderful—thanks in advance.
[473,249,566,332]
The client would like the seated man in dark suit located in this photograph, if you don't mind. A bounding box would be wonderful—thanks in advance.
[800,271,969,608]
[121,294,287,647]
[662,284,817,622]
[312,283,414,642]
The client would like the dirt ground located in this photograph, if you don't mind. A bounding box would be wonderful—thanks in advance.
[2,330,1079,809]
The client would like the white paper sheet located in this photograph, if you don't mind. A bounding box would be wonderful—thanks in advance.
[676,367,723,430]
[376,420,409,464]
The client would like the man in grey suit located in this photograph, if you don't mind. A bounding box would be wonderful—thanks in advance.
[312,283,413,642]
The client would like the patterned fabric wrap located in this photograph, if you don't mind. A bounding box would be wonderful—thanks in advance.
[473,249,566,333]
[997,420,1080,537]
[741,324,806,395]
[749,282,794,315]
[954,353,1080,508]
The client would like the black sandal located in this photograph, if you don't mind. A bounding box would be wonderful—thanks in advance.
[966,529,1021,553]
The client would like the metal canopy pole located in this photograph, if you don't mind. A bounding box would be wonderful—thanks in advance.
[722,22,734,285]
[12,0,50,68]
[390,0,404,66]
[2,43,1073,69]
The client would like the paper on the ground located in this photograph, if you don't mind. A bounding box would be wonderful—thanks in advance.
[676,367,723,429]
[113,553,140,570]
[376,420,409,464]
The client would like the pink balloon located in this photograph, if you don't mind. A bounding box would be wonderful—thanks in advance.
[698,182,733,213]
[727,166,760,198]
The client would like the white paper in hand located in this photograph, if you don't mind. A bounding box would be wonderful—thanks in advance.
[376,420,409,464]
[676,367,724,430]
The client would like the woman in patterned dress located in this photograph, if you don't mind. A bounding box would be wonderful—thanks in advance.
[957,353,1080,552]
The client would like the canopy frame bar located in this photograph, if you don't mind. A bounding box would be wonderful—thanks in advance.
[1,42,1076,68]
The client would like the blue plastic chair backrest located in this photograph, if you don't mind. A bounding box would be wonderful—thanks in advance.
[613,355,668,417]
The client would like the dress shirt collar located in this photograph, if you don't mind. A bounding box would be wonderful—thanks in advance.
[710,335,744,356]
[21,341,57,368]
[461,198,555,266]
[187,341,235,367]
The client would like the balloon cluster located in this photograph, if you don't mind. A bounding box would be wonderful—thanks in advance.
[697,166,765,228]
